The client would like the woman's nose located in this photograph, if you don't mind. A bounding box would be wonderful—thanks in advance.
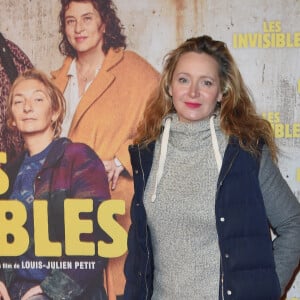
[23,99,33,112]
[75,19,85,33]
[188,83,200,98]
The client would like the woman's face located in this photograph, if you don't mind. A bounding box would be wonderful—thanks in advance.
[169,51,222,123]
[11,79,57,138]
[64,1,105,54]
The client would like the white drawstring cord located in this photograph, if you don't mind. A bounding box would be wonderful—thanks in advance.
[210,114,222,172]
[151,115,221,203]
[151,117,172,202]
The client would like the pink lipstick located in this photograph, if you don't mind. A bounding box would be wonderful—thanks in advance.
[185,102,201,108]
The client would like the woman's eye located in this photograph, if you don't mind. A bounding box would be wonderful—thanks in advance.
[201,80,214,87]
[66,19,75,26]
[178,77,188,83]
[13,99,23,105]
[83,16,92,23]
[35,98,43,102]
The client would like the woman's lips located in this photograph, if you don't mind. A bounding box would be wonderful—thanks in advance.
[185,102,201,108]
[22,118,36,121]
[75,36,86,43]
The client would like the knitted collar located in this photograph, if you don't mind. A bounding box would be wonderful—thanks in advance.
[151,113,222,202]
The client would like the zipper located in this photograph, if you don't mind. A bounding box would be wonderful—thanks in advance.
[216,150,239,300]
[137,146,149,300]
[221,265,225,300]
[215,149,238,204]
[137,145,145,189]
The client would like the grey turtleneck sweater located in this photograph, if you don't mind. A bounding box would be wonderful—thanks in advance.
[144,114,300,299]
[144,114,227,299]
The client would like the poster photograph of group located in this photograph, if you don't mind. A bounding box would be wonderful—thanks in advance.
[0,0,299,299]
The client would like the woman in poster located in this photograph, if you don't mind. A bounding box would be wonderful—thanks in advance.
[0,69,110,300]
[51,1,159,297]
[0,33,33,161]
[124,35,300,300]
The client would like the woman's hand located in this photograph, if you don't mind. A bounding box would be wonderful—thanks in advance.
[0,281,10,300]
[21,285,43,300]
[103,159,124,190]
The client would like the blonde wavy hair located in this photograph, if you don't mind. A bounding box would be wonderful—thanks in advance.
[7,69,66,138]
[135,35,277,161]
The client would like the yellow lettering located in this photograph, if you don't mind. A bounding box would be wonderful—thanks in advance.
[263,21,281,33]
[284,124,293,138]
[257,33,263,48]
[271,32,276,47]
[272,123,300,138]
[238,33,248,48]
[0,199,129,257]
[0,152,9,195]
[262,33,271,48]
[293,123,300,137]
[297,168,300,182]
[276,33,285,47]
[249,33,258,47]
[274,112,280,123]
[294,32,300,47]
[274,123,284,138]
[233,33,237,48]
[286,33,294,47]
[233,26,300,49]
[33,200,62,256]
[262,112,280,123]
[267,111,276,123]
[0,201,29,256]
[274,21,281,32]
[64,199,95,255]
[98,200,127,258]
[263,21,269,32]
[269,21,276,32]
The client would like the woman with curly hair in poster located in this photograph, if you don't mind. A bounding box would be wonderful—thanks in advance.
[0,33,33,161]
[51,2,159,297]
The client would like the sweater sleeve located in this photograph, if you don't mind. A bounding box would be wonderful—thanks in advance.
[259,145,300,294]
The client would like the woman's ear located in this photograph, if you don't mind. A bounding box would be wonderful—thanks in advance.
[217,91,223,103]
[100,22,106,34]
[51,111,59,123]
[222,84,229,96]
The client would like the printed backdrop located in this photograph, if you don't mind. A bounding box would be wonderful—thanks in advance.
[0,0,299,298]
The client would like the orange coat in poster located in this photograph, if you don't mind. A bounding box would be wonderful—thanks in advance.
[51,47,159,298]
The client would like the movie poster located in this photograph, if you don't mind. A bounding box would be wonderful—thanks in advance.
[0,0,299,299]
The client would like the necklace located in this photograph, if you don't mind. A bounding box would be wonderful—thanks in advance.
[76,62,102,83]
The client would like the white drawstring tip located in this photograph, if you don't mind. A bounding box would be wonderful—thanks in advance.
[150,117,172,204]
[210,114,222,173]
[151,193,157,203]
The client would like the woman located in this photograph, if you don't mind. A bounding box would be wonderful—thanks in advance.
[0,69,110,300]
[124,35,300,300]
[51,1,159,297]
[0,33,33,161]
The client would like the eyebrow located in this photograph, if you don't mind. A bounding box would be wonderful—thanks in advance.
[65,12,94,19]
[175,72,216,79]
[13,89,47,97]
